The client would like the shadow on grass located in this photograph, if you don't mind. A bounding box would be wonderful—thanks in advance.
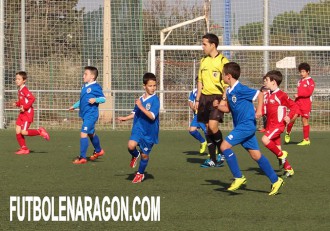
[186,157,206,164]
[29,150,48,154]
[283,141,300,145]
[244,167,282,175]
[182,150,202,156]
[204,179,270,195]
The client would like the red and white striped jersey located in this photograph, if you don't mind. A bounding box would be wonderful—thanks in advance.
[264,88,299,130]
[16,85,35,122]
[296,77,315,112]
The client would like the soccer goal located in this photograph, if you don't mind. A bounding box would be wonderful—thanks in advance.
[149,45,330,131]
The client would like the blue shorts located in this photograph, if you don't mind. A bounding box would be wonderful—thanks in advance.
[130,132,154,155]
[81,116,98,134]
[225,127,260,150]
[190,116,207,134]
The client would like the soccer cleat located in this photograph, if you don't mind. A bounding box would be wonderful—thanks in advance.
[132,172,145,183]
[73,157,87,164]
[284,133,290,144]
[15,148,30,155]
[297,139,310,146]
[199,141,207,154]
[227,175,247,191]
[89,149,105,161]
[269,177,284,196]
[38,127,50,141]
[200,159,224,168]
[283,168,294,178]
[130,152,140,168]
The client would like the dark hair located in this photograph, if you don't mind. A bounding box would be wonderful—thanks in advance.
[223,62,240,80]
[264,70,283,86]
[143,72,156,85]
[16,71,28,80]
[298,62,310,73]
[202,33,219,48]
[84,66,98,80]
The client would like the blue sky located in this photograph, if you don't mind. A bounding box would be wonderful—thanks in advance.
[76,0,321,27]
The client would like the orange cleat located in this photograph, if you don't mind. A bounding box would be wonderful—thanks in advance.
[132,172,145,183]
[89,149,105,161]
[15,148,30,155]
[38,127,50,141]
[73,157,87,164]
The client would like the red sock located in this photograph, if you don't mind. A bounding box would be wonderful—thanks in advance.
[16,134,27,149]
[284,160,292,170]
[286,122,294,134]
[265,141,282,157]
[27,129,40,136]
[303,125,310,140]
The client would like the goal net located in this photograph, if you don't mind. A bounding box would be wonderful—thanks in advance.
[1,0,330,130]
[150,45,330,131]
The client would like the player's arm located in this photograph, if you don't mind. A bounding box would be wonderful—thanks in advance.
[69,100,80,111]
[255,91,263,119]
[217,101,230,113]
[89,97,106,104]
[117,112,134,122]
[188,101,194,111]
[297,80,315,98]
[194,81,203,111]
[283,95,299,123]
[136,98,158,121]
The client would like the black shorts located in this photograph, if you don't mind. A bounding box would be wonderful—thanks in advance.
[197,94,224,124]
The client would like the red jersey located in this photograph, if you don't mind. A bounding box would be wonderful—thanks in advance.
[296,77,315,112]
[16,85,35,122]
[264,88,299,130]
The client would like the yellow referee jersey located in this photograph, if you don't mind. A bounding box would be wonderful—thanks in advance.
[198,53,229,95]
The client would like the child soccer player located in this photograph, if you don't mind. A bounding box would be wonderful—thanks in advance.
[69,66,106,164]
[188,85,207,154]
[261,71,299,178]
[117,73,160,183]
[217,62,284,196]
[14,71,50,155]
[285,62,315,145]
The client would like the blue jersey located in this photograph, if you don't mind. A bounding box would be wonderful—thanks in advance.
[132,94,160,144]
[227,81,259,129]
[188,88,198,116]
[79,81,105,119]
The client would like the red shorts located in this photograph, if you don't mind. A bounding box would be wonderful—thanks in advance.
[298,108,311,119]
[265,127,284,146]
[16,117,32,131]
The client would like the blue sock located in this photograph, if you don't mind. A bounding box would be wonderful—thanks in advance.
[189,130,205,143]
[80,137,89,159]
[128,148,140,158]
[138,158,149,174]
[257,155,278,184]
[89,134,101,153]
[223,149,242,178]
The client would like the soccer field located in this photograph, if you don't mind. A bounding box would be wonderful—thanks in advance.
[0,130,329,231]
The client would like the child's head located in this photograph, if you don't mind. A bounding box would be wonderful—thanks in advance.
[223,62,241,81]
[15,71,28,87]
[143,72,157,95]
[83,66,98,83]
[263,70,283,89]
[298,62,310,78]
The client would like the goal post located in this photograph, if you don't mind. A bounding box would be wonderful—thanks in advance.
[150,45,330,110]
